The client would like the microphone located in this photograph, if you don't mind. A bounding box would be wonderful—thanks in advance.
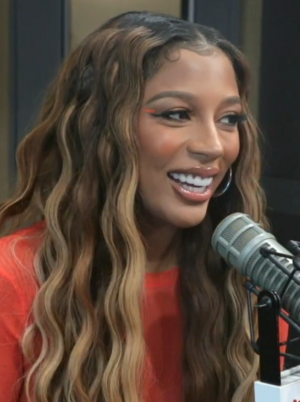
[211,212,300,325]
[212,212,300,401]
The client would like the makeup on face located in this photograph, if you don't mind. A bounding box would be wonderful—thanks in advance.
[143,92,247,127]
[143,105,247,128]
[137,48,242,229]
[143,109,157,114]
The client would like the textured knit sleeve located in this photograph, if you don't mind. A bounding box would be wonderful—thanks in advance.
[0,228,41,402]
[0,267,28,401]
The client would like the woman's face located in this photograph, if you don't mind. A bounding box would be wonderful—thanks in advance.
[137,48,241,229]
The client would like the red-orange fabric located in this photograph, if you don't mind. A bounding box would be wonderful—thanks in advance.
[143,268,183,402]
[0,224,289,402]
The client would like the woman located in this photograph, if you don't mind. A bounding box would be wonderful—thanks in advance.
[0,11,288,402]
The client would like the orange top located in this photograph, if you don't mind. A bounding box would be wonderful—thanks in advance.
[0,224,289,402]
[143,268,183,402]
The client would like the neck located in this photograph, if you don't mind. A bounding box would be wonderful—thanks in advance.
[140,216,181,273]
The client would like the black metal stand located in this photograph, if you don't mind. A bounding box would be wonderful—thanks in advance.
[256,290,281,385]
[245,241,300,387]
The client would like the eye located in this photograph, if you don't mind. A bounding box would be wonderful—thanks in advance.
[159,109,191,121]
[219,113,247,126]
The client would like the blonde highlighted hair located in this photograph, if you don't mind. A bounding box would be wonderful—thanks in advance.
[0,11,266,402]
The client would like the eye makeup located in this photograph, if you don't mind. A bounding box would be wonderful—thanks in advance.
[143,108,248,126]
[220,113,247,124]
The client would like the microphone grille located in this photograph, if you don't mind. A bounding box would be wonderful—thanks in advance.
[212,213,268,269]
[212,213,300,322]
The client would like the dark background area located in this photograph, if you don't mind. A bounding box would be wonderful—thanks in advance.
[9,0,69,171]
[259,0,300,367]
[186,0,300,369]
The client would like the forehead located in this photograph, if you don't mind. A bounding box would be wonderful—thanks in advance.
[144,48,239,99]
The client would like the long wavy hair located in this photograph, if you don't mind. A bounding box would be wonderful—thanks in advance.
[0,11,266,402]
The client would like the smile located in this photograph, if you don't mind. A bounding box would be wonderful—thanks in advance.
[169,172,213,191]
[168,172,214,201]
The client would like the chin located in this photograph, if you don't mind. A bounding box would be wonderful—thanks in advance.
[170,217,207,229]
[140,201,209,229]
[167,203,210,228]
[165,209,209,229]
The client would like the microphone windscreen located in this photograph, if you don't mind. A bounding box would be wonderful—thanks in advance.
[212,213,300,323]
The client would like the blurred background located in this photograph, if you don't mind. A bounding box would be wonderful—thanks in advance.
[0,0,300,362]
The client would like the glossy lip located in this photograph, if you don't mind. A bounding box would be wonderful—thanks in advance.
[169,178,213,202]
[168,166,220,178]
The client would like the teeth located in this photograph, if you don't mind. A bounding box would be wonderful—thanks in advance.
[182,184,206,194]
[169,172,213,187]
[186,174,194,184]
[194,176,205,186]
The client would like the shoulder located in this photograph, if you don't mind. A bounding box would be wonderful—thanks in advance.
[0,221,45,318]
[0,222,45,397]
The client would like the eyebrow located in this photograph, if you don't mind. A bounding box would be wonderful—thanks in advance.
[145,91,195,104]
[220,96,242,107]
[145,90,242,107]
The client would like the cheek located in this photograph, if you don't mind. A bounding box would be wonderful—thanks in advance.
[153,137,179,157]
[137,122,182,162]
[225,134,240,164]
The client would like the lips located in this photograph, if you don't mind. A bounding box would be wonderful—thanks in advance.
[168,166,220,178]
[167,166,219,188]
[167,166,219,202]
[168,172,213,187]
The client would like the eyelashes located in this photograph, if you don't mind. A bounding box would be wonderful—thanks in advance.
[144,108,247,126]
[156,109,192,121]
[144,109,191,121]
[219,114,247,126]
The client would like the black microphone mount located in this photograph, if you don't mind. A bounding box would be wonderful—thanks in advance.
[245,241,300,386]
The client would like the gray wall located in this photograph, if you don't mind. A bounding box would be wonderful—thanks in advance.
[4,0,181,202]
[0,0,10,201]
[71,0,181,49]
[10,0,69,163]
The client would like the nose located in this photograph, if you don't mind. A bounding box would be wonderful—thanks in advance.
[186,122,224,162]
